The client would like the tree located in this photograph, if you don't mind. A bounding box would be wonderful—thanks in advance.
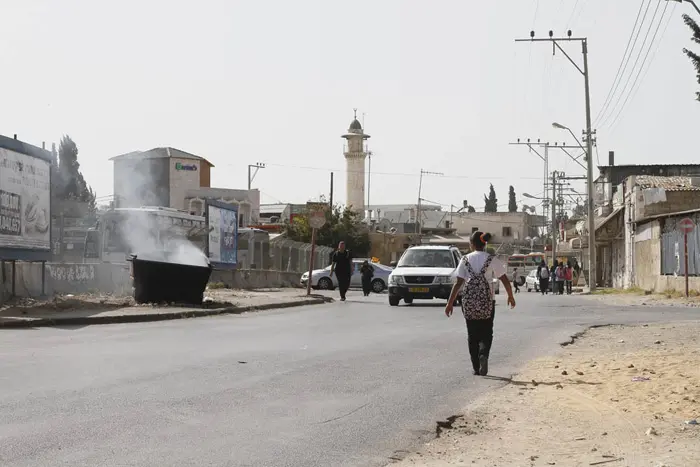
[683,14,700,101]
[571,204,586,218]
[283,204,370,256]
[467,205,476,213]
[508,185,517,212]
[55,135,96,214]
[483,184,498,213]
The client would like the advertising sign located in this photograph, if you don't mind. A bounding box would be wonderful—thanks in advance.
[0,146,51,252]
[206,200,238,269]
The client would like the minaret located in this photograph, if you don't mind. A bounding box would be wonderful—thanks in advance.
[342,109,371,214]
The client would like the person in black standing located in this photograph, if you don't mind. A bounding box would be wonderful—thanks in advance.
[330,241,353,301]
[360,260,374,296]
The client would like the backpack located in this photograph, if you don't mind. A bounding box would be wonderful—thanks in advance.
[539,267,549,279]
[460,255,494,320]
[556,267,566,280]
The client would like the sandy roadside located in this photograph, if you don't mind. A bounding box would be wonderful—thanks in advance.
[390,323,700,467]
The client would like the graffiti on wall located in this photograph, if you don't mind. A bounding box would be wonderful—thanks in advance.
[47,264,96,282]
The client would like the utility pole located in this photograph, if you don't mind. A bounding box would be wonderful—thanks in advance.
[329,172,334,209]
[516,30,597,291]
[247,162,265,190]
[551,171,558,264]
[417,169,443,236]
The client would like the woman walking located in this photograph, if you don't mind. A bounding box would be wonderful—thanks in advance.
[445,231,516,376]
[565,261,574,294]
[360,260,375,296]
[537,260,549,295]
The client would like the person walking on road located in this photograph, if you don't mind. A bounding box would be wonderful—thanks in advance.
[555,262,566,295]
[445,231,516,377]
[550,260,558,295]
[537,260,549,295]
[565,261,574,295]
[330,241,353,301]
[512,268,520,294]
[360,260,374,296]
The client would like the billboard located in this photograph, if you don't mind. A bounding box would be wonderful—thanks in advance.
[0,141,51,258]
[206,200,238,269]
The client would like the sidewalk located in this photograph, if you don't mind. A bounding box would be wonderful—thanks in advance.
[390,323,700,466]
[0,289,332,328]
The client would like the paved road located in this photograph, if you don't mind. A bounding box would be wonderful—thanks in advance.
[0,293,696,467]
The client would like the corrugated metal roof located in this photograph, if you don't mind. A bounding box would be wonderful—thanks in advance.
[635,175,700,191]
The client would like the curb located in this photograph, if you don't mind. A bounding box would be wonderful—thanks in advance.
[0,295,333,329]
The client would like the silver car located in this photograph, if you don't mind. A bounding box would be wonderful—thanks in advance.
[301,259,391,293]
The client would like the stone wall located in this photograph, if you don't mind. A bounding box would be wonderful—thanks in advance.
[0,262,302,300]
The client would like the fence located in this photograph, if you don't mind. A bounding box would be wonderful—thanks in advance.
[269,237,334,273]
[661,213,700,275]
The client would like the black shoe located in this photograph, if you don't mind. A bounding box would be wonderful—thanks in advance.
[479,355,489,376]
[472,370,479,376]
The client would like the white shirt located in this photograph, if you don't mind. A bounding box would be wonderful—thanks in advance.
[455,251,507,298]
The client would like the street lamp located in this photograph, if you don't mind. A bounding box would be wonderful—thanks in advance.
[666,0,700,15]
[522,192,545,200]
[552,122,586,159]
[553,121,595,290]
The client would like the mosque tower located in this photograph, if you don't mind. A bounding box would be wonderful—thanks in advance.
[342,109,371,214]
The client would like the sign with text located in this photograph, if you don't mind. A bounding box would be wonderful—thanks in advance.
[206,200,238,269]
[0,147,51,251]
[175,162,198,171]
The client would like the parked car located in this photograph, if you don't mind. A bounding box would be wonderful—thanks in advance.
[525,269,553,292]
[387,245,463,306]
[300,259,391,293]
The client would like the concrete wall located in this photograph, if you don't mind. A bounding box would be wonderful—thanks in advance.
[639,190,700,220]
[169,157,201,210]
[0,262,302,300]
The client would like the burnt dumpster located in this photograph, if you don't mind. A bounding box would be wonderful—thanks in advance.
[129,253,212,305]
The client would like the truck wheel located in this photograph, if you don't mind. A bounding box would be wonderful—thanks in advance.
[389,296,400,306]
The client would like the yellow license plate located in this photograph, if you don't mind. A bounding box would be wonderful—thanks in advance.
[409,287,430,293]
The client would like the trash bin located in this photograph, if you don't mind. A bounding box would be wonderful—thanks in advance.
[129,254,212,305]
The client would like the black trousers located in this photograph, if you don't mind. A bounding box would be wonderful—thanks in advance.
[361,276,372,295]
[337,273,350,299]
[465,302,495,373]
[539,278,549,294]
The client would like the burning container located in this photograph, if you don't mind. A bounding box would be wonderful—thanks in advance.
[129,253,212,305]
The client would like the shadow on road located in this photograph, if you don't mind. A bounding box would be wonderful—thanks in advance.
[483,375,601,387]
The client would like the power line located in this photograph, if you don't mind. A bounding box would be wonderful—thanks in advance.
[258,162,543,181]
[599,0,663,129]
[607,1,675,134]
[593,0,650,126]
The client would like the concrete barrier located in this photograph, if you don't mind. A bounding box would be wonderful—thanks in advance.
[0,262,302,300]
[209,269,302,289]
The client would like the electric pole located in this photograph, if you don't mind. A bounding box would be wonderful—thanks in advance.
[248,162,265,190]
[329,172,334,209]
[516,30,597,291]
[417,169,443,236]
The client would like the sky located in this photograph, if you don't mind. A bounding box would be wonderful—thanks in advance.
[2,0,699,214]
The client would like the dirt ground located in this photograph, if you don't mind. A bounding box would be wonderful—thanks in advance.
[391,323,700,467]
[583,292,700,308]
[0,287,308,317]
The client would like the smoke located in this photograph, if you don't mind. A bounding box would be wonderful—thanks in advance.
[115,155,209,268]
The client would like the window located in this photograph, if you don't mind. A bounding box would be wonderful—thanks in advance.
[471,227,479,233]
[502,226,512,237]
[397,249,456,268]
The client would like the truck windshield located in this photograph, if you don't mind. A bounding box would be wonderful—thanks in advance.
[397,250,455,268]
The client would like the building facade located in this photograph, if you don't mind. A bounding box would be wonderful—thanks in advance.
[111,147,259,227]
